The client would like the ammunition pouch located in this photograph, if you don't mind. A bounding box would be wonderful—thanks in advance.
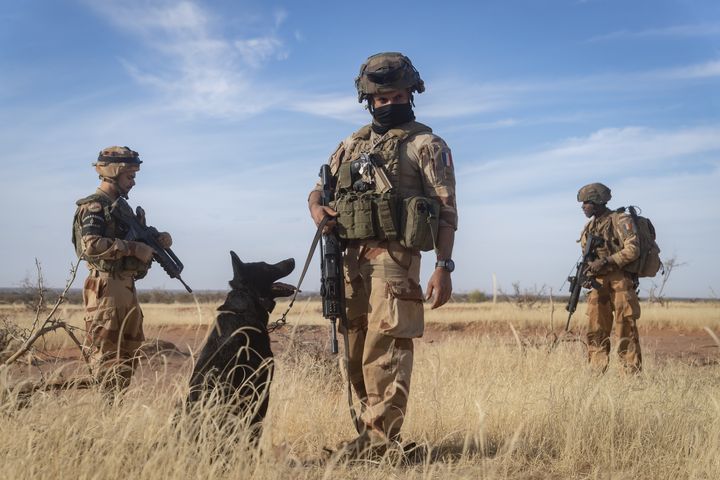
[331,192,438,251]
[86,256,150,278]
[331,191,399,241]
[399,196,439,252]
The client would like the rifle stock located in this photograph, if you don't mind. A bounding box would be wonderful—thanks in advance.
[110,197,192,293]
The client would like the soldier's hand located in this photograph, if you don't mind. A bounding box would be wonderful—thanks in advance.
[588,257,607,274]
[156,232,173,249]
[426,269,452,309]
[130,241,155,264]
[310,204,338,233]
[136,206,147,226]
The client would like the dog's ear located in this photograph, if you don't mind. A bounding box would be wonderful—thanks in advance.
[230,250,246,287]
[271,258,295,282]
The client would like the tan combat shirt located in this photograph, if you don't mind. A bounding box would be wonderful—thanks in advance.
[580,210,640,273]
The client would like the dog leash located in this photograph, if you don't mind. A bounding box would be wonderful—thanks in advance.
[267,216,329,333]
[267,215,365,436]
[193,214,361,441]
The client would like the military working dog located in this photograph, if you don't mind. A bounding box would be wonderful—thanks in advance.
[184,251,295,441]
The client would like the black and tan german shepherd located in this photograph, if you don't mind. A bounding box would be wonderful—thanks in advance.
[184,251,295,442]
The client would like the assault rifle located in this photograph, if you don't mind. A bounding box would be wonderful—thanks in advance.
[110,197,192,293]
[565,234,603,331]
[318,164,344,354]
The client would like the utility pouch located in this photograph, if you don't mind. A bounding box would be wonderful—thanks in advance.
[331,192,376,240]
[373,192,399,241]
[353,193,375,239]
[400,196,439,251]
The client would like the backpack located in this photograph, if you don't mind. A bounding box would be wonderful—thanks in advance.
[613,206,662,278]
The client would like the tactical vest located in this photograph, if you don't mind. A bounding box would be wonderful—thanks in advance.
[72,194,146,274]
[330,122,439,250]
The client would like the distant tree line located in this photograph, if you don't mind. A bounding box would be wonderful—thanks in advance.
[0,286,714,307]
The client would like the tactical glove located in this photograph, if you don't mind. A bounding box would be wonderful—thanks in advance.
[129,241,155,264]
[588,257,610,274]
[157,232,173,249]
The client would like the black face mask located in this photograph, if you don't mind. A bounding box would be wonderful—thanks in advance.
[371,103,415,133]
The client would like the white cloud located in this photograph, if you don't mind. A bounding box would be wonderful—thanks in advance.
[287,94,366,124]
[451,125,720,297]
[84,0,290,117]
[588,23,720,42]
[78,2,720,124]
[662,59,720,80]
[387,57,720,120]
[235,36,286,68]
[461,125,720,200]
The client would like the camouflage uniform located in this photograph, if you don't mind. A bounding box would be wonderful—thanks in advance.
[73,147,150,394]
[579,184,642,373]
[315,121,458,441]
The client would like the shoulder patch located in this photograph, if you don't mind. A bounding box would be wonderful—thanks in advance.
[621,218,635,235]
[612,213,635,238]
[87,202,103,213]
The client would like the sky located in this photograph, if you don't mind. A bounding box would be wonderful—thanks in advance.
[1,0,719,299]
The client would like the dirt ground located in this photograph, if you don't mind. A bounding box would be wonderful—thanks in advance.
[5,321,719,390]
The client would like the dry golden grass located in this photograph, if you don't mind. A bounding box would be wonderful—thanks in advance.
[1,299,719,351]
[1,301,719,479]
[1,332,719,479]
[2,298,718,329]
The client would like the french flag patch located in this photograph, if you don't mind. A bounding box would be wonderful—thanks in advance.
[441,149,453,168]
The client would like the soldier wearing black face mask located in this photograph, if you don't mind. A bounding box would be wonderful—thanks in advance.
[308,52,458,457]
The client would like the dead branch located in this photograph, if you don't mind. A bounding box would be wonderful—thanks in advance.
[498,282,548,310]
[2,259,82,367]
[647,255,686,306]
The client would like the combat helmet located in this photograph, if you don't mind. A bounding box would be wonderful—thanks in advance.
[93,146,141,182]
[355,52,425,103]
[577,182,612,204]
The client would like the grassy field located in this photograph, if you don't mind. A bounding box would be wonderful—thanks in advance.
[1,301,719,479]
[2,298,719,337]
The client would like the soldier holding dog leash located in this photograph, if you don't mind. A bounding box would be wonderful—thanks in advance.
[308,52,458,456]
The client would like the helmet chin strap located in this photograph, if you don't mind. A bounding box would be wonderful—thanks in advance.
[100,177,130,199]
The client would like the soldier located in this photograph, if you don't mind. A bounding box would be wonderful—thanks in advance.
[308,53,458,454]
[72,146,172,397]
[577,182,642,374]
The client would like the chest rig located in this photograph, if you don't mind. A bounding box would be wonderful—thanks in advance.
[330,122,439,251]
[72,194,144,274]
[582,213,623,259]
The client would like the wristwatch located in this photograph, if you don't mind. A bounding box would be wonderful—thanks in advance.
[435,259,455,272]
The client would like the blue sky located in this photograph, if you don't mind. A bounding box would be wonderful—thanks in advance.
[1,0,718,298]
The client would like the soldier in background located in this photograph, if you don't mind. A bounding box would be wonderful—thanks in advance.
[72,146,172,398]
[577,182,642,374]
[308,52,458,455]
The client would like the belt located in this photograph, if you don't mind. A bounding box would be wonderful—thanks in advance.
[89,269,134,280]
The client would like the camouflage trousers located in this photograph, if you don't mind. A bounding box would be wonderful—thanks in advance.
[586,269,642,374]
[82,270,145,394]
[341,240,424,441]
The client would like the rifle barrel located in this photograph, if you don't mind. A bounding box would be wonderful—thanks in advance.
[177,276,193,293]
[329,318,338,354]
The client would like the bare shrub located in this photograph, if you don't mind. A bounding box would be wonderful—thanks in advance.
[0,317,25,363]
[2,259,87,368]
[647,255,685,307]
[499,282,548,309]
[466,289,489,303]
